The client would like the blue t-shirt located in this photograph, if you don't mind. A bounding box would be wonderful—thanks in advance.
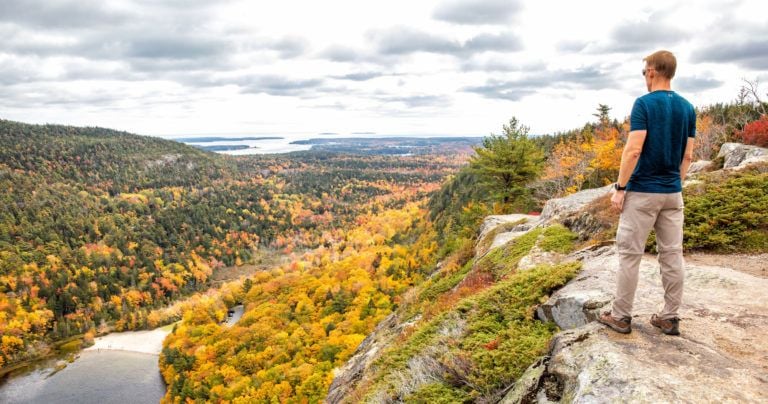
[627,90,696,193]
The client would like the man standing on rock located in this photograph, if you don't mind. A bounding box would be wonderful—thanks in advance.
[598,50,696,336]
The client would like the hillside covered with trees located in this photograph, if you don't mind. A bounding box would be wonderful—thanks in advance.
[0,120,466,369]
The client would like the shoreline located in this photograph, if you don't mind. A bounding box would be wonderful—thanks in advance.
[0,333,86,379]
[85,327,172,355]
[1,326,173,400]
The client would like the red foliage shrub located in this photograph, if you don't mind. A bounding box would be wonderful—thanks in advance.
[741,116,768,147]
[483,338,499,350]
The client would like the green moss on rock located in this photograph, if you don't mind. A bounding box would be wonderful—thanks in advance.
[474,227,543,279]
[419,261,474,303]
[539,224,578,254]
[404,382,472,403]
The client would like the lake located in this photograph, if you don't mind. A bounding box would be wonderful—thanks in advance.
[0,350,165,404]
[0,328,172,404]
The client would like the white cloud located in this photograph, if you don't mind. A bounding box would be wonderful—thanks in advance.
[0,0,766,137]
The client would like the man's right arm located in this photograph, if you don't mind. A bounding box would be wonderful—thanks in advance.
[680,137,695,182]
[617,130,647,187]
[610,130,646,212]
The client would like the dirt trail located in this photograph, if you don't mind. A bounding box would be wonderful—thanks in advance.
[685,253,768,278]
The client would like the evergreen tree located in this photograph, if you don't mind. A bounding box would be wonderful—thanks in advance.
[593,104,612,127]
[468,117,544,210]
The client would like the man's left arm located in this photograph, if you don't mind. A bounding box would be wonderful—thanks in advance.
[680,137,696,182]
[680,109,697,182]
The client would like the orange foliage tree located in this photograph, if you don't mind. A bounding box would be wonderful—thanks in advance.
[538,119,625,198]
[695,114,728,160]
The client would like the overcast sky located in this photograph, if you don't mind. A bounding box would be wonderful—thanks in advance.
[1,0,767,137]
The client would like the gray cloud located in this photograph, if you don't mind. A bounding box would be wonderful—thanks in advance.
[125,58,234,76]
[463,79,534,101]
[369,27,462,55]
[331,72,386,81]
[365,27,522,58]
[234,75,325,97]
[0,25,85,57]
[133,0,235,6]
[265,36,310,59]
[0,83,128,108]
[0,0,310,80]
[318,45,369,62]
[691,40,768,70]
[557,40,590,53]
[684,11,768,70]
[3,28,262,65]
[121,35,231,60]
[461,59,516,72]
[464,66,618,101]
[433,0,521,25]
[0,2,318,102]
[463,32,522,53]
[461,58,545,73]
[0,54,136,85]
[380,94,451,108]
[542,67,619,90]
[300,101,350,111]
[0,0,130,29]
[0,59,45,85]
[0,0,322,105]
[597,19,689,53]
[675,76,724,93]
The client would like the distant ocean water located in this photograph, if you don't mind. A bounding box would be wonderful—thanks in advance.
[161,133,479,155]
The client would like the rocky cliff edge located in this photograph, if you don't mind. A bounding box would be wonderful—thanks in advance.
[328,143,768,403]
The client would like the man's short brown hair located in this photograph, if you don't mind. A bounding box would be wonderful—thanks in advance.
[644,50,677,79]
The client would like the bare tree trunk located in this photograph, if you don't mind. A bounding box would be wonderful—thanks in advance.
[742,78,767,116]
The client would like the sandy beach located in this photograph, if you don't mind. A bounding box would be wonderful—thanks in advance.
[85,328,172,355]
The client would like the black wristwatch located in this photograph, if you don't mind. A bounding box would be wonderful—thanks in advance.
[614,182,627,191]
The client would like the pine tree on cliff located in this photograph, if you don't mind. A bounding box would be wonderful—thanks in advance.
[469,117,544,210]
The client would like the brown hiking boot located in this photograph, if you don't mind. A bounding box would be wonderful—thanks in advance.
[651,314,680,336]
[597,311,632,334]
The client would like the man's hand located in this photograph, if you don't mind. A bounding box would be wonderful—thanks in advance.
[611,189,626,212]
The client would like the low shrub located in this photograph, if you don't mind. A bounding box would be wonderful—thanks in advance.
[682,164,768,252]
[539,224,578,254]
[404,382,472,403]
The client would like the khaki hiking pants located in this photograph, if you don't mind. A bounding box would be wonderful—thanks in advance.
[611,191,685,321]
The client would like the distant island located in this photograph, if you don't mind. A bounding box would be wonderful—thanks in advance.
[291,136,482,145]
[171,136,284,142]
[191,144,254,152]
[289,136,483,155]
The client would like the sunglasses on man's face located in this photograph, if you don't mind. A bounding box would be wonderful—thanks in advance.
[642,68,655,77]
